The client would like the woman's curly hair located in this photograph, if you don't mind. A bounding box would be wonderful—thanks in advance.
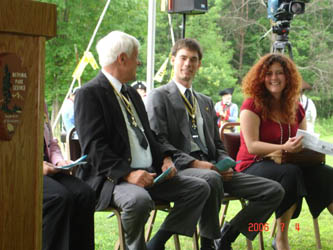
[242,53,302,123]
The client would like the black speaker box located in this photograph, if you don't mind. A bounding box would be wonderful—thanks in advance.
[168,0,208,14]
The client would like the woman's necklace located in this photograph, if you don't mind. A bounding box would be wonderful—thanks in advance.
[278,121,291,144]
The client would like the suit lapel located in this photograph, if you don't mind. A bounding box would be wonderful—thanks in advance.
[195,91,210,129]
[167,81,191,140]
[98,74,129,143]
[194,91,214,156]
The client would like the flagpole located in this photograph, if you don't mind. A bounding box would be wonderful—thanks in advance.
[146,0,156,94]
[52,0,111,130]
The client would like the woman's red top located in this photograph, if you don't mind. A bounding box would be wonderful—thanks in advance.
[235,98,305,172]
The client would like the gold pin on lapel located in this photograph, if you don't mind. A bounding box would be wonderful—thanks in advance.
[205,107,209,111]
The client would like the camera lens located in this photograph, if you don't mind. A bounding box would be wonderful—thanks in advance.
[290,2,305,14]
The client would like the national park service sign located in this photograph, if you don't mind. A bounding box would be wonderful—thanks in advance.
[0,53,28,140]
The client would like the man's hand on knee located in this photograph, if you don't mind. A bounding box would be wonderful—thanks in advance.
[124,170,156,187]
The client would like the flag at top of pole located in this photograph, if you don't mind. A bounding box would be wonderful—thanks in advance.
[72,51,99,81]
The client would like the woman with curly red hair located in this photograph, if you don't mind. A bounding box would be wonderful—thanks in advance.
[235,53,333,250]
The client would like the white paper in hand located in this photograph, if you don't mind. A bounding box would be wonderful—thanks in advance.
[297,129,333,156]
[56,155,88,170]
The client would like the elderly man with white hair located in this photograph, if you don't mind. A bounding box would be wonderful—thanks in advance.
[74,31,210,250]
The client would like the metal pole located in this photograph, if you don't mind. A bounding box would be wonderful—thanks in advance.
[52,0,112,130]
[85,0,112,53]
[182,13,186,38]
[168,14,175,45]
[146,0,156,94]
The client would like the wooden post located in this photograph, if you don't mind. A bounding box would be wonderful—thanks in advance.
[0,1,56,249]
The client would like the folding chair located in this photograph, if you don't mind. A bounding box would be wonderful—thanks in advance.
[220,122,264,250]
[66,128,199,250]
[269,217,322,249]
[222,122,324,250]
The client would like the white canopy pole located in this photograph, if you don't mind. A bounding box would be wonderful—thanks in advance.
[85,0,112,53]
[52,0,112,130]
[168,14,175,46]
[146,0,156,94]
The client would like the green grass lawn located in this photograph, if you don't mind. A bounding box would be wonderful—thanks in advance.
[94,132,333,249]
[95,201,333,250]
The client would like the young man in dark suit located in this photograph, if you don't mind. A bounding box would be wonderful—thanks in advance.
[74,31,210,250]
[146,38,284,250]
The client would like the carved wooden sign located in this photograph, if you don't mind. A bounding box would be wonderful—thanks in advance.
[0,53,28,140]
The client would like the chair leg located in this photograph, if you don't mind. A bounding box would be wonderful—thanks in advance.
[239,199,254,250]
[246,239,253,250]
[313,217,322,250]
[258,231,265,250]
[146,207,184,250]
[220,200,230,226]
[173,234,181,250]
[145,209,158,242]
[270,218,277,238]
[113,209,125,250]
[114,239,121,250]
[192,228,199,250]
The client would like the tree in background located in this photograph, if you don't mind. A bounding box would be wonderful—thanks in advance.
[41,0,333,120]
[41,0,148,123]
[154,0,237,104]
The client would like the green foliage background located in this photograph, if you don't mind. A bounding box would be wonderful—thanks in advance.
[41,0,333,122]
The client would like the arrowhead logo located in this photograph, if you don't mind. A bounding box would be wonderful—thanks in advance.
[0,53,28,141]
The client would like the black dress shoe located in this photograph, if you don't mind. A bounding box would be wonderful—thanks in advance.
[200,236,216,250]
[214,222,233,250]
[146,241,165,250]
[200,247,216,250]
[214,238,232,250]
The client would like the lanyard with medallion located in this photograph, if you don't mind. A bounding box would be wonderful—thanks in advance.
[108,81,148,149]
[108,81,138,128]
[180,90,197,129]
[180,89,209,155]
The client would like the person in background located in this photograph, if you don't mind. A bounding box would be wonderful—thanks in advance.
[299,81,317,133]
[131,81,147,101]
[61,86,80,133]
[236,53,333,250]
[74,31,210,250]
[214,87,238,131]
[43,102,95,250]
[146,38,284,250]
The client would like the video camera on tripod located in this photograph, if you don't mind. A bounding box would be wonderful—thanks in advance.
[266,0,309,58]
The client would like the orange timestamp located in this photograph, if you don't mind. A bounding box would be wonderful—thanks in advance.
[248,223,271,232]
[248,222,300,232]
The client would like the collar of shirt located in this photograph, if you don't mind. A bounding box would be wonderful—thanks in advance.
[102,69,123,93]
[173,79,193,96]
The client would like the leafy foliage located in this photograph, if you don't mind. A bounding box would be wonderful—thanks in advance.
[41,0,333,118]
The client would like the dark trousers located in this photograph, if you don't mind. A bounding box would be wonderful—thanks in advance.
[42,173,96,250]
[111,175,210,250]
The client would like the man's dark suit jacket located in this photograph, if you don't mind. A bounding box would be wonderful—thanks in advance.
[146,81,228,170]
[74,72,172,210]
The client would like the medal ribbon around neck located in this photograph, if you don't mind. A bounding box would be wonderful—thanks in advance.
[179,90,197,129]
[109,81,138,127]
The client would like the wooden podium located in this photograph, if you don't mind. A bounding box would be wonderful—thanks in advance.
[0,1,56,249]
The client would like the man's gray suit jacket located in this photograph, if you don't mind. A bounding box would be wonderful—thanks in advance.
[146,81,229,169]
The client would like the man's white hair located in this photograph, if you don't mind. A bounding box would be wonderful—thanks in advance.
[96,31,140,67]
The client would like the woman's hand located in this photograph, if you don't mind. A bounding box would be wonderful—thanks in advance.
[55,160,73,167]
[283,136,303,153]
[43,161,60,176]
